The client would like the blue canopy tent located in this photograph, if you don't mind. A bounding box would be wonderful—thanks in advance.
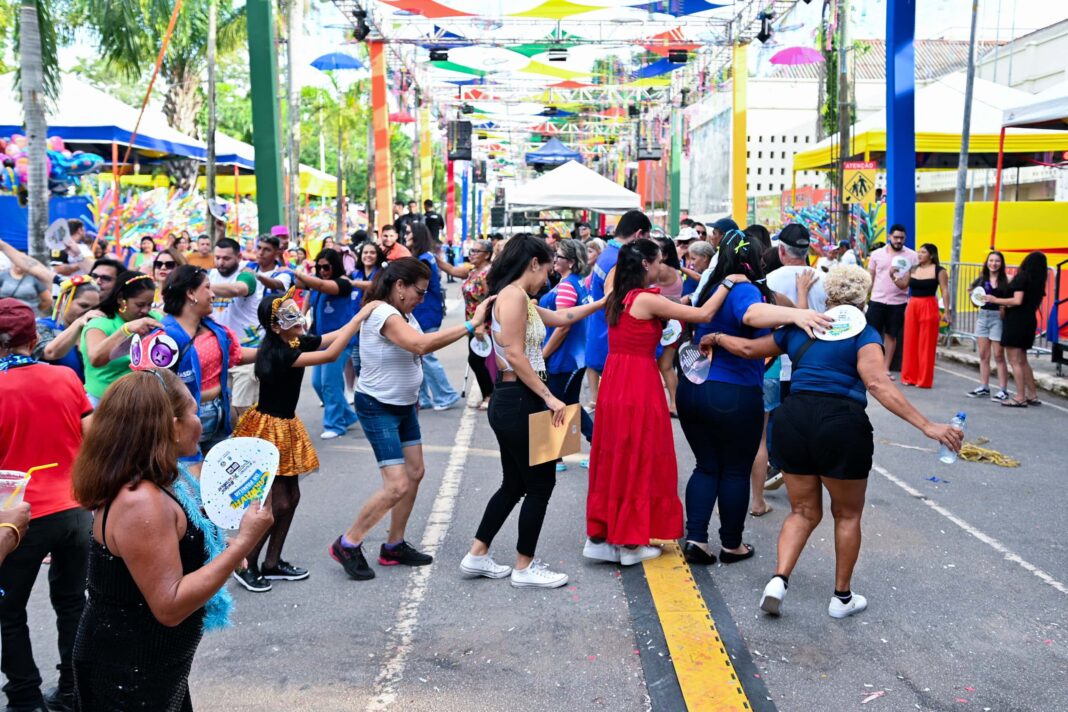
[524,137,582,168]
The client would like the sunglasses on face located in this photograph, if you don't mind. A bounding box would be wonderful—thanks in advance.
[316,263,331,272]
[89,272,114,283]
[553,254,569,261]
[154,260,177,269]
[695,231,707,237]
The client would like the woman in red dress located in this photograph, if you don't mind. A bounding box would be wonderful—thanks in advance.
[897,243,951,388]
[585,238,745,566]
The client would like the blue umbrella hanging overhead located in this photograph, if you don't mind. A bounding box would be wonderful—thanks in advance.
[310,52,365,72]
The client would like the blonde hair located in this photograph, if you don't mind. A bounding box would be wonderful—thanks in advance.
[823,264,872,309]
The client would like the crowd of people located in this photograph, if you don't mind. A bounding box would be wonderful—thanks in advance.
[1,199,1055,710]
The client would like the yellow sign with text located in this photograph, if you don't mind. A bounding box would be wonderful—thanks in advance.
[843,161,877,205]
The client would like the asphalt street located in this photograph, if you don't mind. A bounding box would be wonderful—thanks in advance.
[10,282,1068,711]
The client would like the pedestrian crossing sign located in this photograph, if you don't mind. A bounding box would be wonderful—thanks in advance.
[843,161,877,205]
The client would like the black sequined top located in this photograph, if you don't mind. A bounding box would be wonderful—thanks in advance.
[73,488,207,711]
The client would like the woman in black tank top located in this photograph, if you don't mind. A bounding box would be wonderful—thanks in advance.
[894,243,949,388]
[70,369,273,710]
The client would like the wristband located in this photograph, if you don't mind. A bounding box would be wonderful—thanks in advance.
[464,320,475,335]
[0,522,22,551]
[121,323,132,337]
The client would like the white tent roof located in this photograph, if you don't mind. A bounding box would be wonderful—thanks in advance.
[507,160,640,213]
[0,73,206,159]
[1002,80,1068,131]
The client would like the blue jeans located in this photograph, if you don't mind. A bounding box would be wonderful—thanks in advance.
[676,379,764,549]
[546,369,593,442]
[418,327,459,408]
[313,344,358,435]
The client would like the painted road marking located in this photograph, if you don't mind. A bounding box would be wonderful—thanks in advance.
[642,542,753,711]
[365,391,479,711]
[934,365,1068,414]
[874,463,1068,596]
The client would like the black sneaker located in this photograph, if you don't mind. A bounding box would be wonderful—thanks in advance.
[329,537,375,580]
[682,541,717,565]
[261,560,310,581]
[232,567,272,592]
[44,688,73,712]
[378,541,433,567]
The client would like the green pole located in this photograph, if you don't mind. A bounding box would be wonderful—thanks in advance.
[247,0,284,233]
[669,106,682,232]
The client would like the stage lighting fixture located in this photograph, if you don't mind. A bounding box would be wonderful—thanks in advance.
[429,50,448,62]
[352,8,371,42]
[668,49,688,63]
[548,48,568,62]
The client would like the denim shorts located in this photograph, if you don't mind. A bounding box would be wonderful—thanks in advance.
[762,377,781,413]
[181,398,227,464]
[975,309,1003,342]
[355,392,421,467]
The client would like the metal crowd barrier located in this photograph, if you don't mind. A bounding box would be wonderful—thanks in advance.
[948,261,1057,356]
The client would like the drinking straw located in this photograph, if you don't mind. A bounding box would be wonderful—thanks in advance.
[2,463,58,509]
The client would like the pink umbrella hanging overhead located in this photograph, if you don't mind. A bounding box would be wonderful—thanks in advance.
[770,46,825,65]
[389,110,416,123]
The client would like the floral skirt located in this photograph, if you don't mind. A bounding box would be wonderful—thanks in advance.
[233,408,319,477]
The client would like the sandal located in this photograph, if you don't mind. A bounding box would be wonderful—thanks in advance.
[1001,399,1028,408]
[719,543,755,564]
[1027,398,1042,406]
[749,505,773,517]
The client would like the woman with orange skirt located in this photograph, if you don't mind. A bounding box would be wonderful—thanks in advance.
[897,243,951,389]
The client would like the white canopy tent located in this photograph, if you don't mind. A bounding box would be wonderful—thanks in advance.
[507,160,640,213]
[1002,80,1068,130]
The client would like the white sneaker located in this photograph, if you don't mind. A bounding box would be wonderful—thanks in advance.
[582,538,620,563]
[619,545,662,567]
[759,577,787,616]
[320,431,340,440]
[460,553,512,579]
[828,592,868,619]
[510,559,568,588]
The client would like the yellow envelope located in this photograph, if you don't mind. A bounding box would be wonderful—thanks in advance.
[528,404,582,466]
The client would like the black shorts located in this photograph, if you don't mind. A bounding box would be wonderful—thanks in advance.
[866,301,907,339]
[771,392,873,479]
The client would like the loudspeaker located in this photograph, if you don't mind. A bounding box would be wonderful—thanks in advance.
[448,121,472,161]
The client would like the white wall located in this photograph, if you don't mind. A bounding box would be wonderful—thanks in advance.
[976,20,1068,93]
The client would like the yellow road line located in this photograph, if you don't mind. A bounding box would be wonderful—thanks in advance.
[643,542,752,711]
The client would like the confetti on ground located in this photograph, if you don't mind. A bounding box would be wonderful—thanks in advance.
[861,690,886,704]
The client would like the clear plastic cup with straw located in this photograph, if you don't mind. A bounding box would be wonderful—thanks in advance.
[0,471,29,509]
[1,463,58,509]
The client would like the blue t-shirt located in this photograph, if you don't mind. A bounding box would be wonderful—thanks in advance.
[584,241,620,371]
[412,252,443,331]
[694,283,769,387]
[34,317,85,382]
[350,267,378,312]
[539,273,589,374]
[773,324,883,404]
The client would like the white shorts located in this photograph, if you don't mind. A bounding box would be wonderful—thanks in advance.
[229,362,259,408]
[975,309,1003,343]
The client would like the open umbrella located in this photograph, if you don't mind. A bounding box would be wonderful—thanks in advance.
[770,46,824,66]
[310,52,365,72]
[389,110,416,123]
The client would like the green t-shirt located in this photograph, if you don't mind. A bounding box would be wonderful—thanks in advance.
[80,311,164,399]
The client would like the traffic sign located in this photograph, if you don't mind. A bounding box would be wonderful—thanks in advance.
[843,161,877,205]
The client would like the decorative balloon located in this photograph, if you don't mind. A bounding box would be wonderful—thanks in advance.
[0,134,105,196]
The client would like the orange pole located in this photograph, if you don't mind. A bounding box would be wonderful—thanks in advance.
[234,165,240,236]
[990,127,1006,250]
[369,40,393,231]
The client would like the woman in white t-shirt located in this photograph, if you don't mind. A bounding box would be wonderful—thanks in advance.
[329,257,495,582]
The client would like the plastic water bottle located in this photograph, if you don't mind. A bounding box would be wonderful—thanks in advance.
[938,412,966,464]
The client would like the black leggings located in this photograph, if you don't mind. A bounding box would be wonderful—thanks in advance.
[474,381,556,557]
[467,335,494,399]
[245,477,301,570]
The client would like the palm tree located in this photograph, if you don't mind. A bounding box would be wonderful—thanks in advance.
[17,0,59,263]
[80,0,247,189]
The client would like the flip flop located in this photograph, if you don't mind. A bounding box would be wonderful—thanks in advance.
[1001,399,1028,408]
[749,506,773,517]
[719,543,755,564]
[1027,398,1042,406]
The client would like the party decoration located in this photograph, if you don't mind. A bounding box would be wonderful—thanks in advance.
[0,134,104,196]
[770,46,825,66]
